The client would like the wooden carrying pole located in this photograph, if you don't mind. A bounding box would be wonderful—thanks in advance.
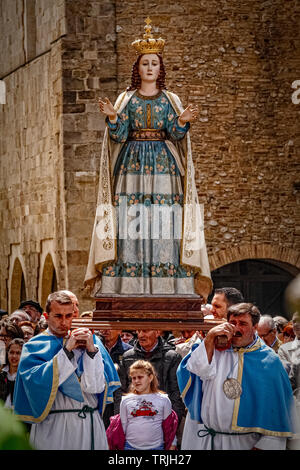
[71,317,222,331]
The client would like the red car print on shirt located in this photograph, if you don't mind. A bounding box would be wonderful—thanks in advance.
[131,400,158,417]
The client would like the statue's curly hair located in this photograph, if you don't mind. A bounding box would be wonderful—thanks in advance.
[127,54,167,91]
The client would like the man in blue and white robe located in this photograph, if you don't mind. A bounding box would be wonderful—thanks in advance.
[13,291,120,450]
[177,303,296,450]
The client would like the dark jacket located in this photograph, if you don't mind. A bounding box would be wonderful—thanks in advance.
[117,337,185,423]
[102,336,133,428]
[106,336,133,366]
[0,370,15,403]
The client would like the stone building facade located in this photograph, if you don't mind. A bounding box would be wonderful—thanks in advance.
[0,0,299,315]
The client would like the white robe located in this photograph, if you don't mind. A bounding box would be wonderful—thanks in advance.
[30,336,108,450]
[181,340,287,450]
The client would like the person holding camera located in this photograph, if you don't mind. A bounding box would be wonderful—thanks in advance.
[13,291,120,450]
[177,303,296,450]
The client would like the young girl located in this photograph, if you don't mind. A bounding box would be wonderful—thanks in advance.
[0,338,25,409]
[119,360,177,450]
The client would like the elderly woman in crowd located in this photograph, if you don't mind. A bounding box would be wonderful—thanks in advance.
[19,321,35,343]
[0,319,24,350]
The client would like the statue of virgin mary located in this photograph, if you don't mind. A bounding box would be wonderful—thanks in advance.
[84,18,212,300]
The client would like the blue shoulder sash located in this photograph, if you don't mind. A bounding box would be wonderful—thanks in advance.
[176,343,203,422]
[13,333,120,423]
[176,341,294,436]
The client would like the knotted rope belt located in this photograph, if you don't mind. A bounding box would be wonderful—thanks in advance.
[197,424,254,450]
[49,405,98,450]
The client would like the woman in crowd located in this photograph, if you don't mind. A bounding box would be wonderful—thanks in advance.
[0,338,25,409]
[19,321,35,343]
[0,319,24,350]
[282,321,296,344]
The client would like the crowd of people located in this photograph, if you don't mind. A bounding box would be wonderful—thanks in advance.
[0,287,299,451]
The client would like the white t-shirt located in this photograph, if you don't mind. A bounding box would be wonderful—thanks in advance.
[120,392,172,450]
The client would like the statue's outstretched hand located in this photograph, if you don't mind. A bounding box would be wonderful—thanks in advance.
[98,97,117,121]
[178,104,199,127]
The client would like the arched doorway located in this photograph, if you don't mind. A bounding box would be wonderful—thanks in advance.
[10,258,27,313]
[40,254,57,310]
[211,259,295,318]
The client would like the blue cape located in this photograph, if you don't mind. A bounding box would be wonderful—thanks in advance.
[13,333,120,423]
[176,340,294,436]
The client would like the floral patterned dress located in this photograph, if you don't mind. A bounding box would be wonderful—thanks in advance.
[99,90,195,295]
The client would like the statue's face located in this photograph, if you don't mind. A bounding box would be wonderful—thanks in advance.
[138,54,160,83]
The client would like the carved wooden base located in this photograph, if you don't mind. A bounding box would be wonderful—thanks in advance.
[94,295,203,320]
[71,295,221,331]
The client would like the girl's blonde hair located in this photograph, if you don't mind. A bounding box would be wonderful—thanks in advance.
[129,360,162,394]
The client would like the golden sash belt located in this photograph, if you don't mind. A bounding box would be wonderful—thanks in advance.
[128,129,167,141]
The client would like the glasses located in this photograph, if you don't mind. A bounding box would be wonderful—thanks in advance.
[259,329,274,339]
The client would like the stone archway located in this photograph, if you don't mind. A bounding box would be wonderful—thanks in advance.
[40,253,57,310]
[209,243,300,273]
[209,244,300,318]
[10,257,27,313]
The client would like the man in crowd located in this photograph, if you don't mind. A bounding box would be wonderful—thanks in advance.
[118,329,185,425]
[177,302,295,450]
[19,300,43,324]
[121,330,136,344]
[205,287,244,320]
[100,328,133,428]
[9,310,32,325]
[60,290,80,318]
[13,291,120,450]
[257,314,282,352]
[175,330,202,359]
[100,329,133,365]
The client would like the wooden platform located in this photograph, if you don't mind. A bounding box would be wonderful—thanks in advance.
[71,317,221,332]
[71,295,222,331]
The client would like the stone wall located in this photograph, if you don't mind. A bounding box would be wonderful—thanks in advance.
[0,0,299,314]
[0,0,67,312]
[61,0,118,311]
[115,0,300,269]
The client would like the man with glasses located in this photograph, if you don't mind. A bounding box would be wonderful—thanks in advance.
[257,315,282,353]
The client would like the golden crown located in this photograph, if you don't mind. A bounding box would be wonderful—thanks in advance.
[131,17,165,55]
